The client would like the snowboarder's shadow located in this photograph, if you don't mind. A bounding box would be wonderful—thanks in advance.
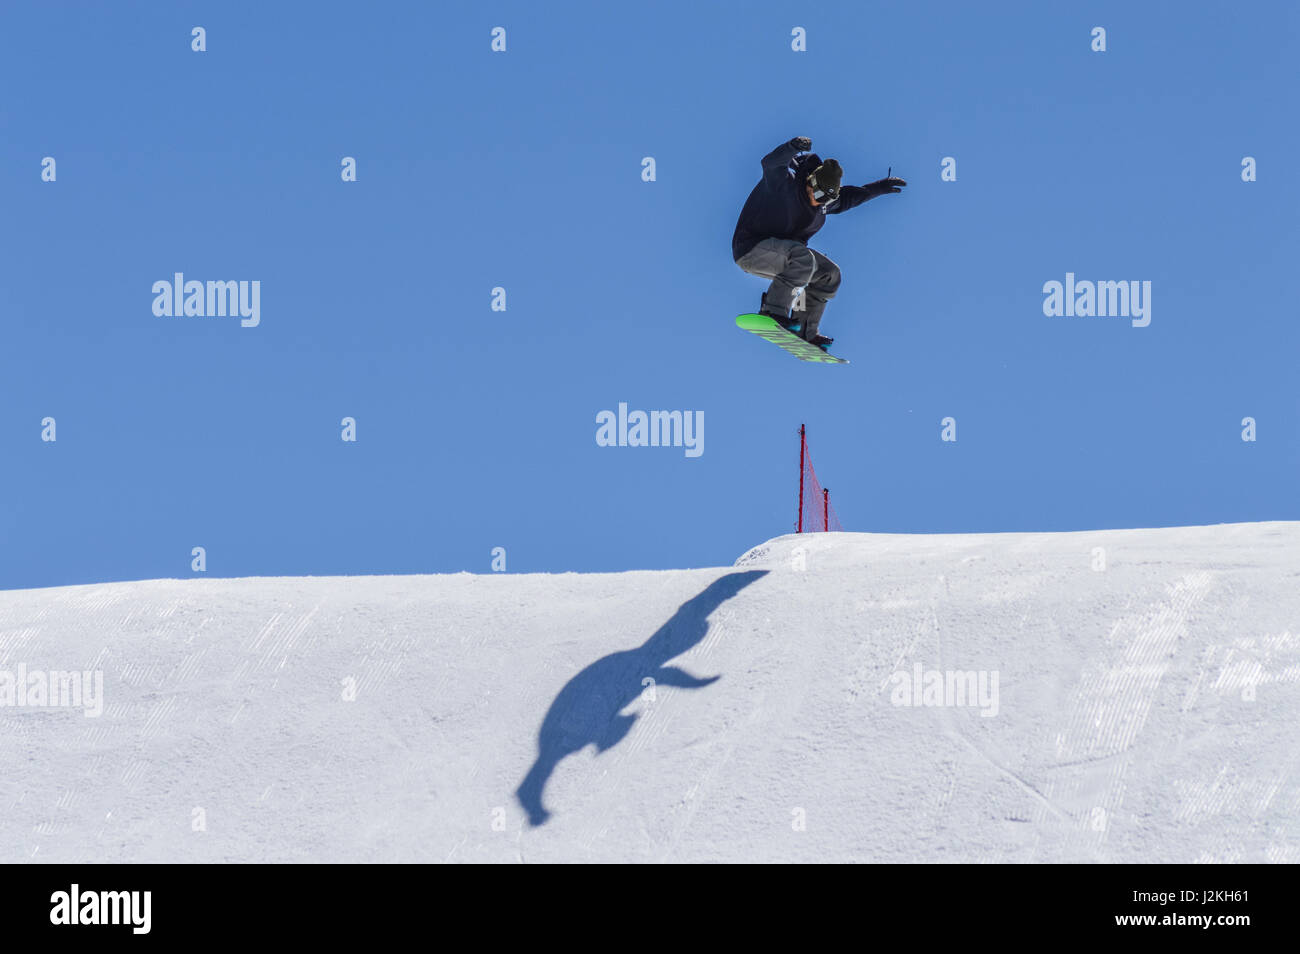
[516,570,767,826]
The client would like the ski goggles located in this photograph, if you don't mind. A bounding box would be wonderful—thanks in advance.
[808,175,839,201]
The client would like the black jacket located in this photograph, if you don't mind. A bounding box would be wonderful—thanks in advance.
[732,140,878,261]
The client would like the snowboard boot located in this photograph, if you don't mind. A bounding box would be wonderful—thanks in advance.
[807,333,834,352]
[760,292,801,334]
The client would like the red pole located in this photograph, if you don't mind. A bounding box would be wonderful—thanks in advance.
[797,425,805,533]
[823,488,829,532]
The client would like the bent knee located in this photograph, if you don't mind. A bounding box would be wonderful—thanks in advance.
[818,260,842,295]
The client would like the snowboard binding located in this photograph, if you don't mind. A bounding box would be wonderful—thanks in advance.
[760,293,801,334]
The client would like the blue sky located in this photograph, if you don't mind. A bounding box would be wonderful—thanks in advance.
[2,1,1297,588]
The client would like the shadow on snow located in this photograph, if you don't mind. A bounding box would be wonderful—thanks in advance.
[516,569,767,826]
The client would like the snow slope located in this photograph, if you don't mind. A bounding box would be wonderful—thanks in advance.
[2,522,1298,863]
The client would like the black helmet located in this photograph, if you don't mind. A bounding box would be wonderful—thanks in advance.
[807,159,842,201]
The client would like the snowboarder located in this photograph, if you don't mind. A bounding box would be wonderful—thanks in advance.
[733,136,906,350]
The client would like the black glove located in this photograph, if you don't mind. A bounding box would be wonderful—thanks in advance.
[863,176,906,197]
[789,136,812,152]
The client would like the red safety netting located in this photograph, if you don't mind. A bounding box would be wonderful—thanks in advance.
[797,425,843,533]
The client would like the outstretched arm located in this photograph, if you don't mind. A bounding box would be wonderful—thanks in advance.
[827,176,908,213]
[761,136,812,185]
[654,665,721,689]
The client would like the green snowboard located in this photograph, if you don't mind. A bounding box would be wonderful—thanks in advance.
[735,314,848,364]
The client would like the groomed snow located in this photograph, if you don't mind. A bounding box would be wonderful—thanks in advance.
[2,522,1297,862]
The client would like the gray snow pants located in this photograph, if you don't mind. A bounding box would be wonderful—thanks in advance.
[735,237,841,339]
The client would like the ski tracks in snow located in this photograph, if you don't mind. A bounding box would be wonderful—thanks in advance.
[1038,571,1214,859]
